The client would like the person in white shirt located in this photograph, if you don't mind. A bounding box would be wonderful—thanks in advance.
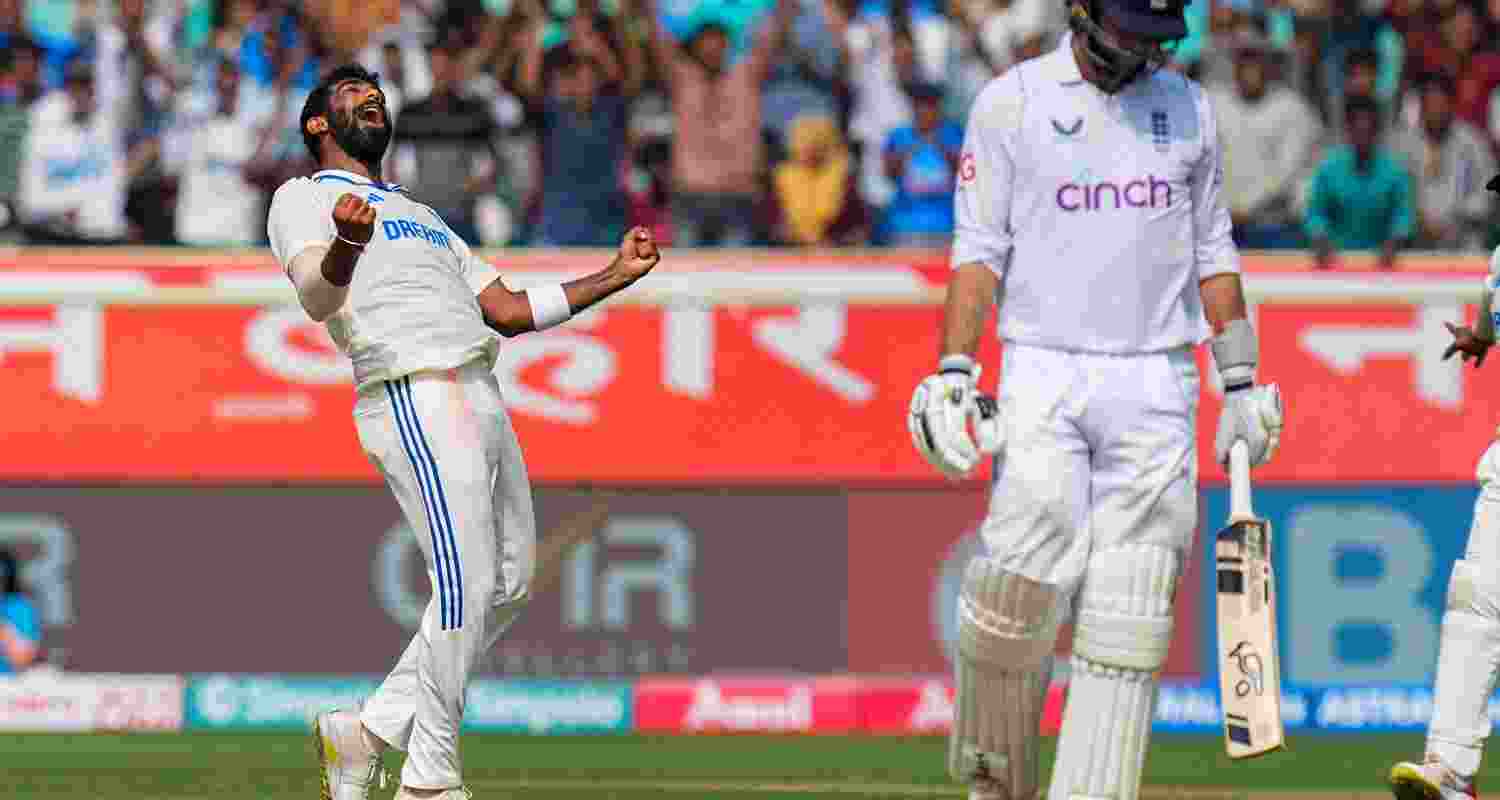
[1207,31,1323,249]
[1391,73,1496,252]
[166,58,269,246]
[1387,176,1500,800]
[267,64,660,800]
[827,3,935,210]
[907,1,1284,799]
[17,60,133,243]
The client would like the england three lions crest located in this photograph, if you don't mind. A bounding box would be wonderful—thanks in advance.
[1151,110,1170,153]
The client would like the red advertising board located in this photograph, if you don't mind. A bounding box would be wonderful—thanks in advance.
[631,675,1067,735]
[2,251,1494,483]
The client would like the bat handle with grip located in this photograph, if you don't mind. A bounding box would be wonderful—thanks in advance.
[1229,439,1253,522]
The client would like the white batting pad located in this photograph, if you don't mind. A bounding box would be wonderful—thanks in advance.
[1428,560,1500,778]
[1049,546,1178,800]
[949,558,1066,798]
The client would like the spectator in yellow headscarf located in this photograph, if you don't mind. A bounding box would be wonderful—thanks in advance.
[772,114,866,246]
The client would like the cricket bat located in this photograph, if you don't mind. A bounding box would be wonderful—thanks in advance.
[1215,439,1285,759]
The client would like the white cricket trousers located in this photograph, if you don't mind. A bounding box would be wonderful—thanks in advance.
[981,343,1199,800]
[982,343,1200,591]
[353,359,537,789]
[1426,438,1500,778]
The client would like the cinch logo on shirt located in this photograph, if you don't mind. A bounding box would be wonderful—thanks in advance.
[1056,175,1173,212]
[382,218,452,249]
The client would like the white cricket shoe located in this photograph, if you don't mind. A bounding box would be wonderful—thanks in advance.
[313,706,386,800]
[968,777,1016,800]
[1389,757,1477,800]
[393,788,473,800]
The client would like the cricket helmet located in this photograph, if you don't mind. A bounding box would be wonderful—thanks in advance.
[1066,0,1189,92]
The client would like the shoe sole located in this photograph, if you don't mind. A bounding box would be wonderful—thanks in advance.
[1390,764,1446,800]
[313,714,333,800]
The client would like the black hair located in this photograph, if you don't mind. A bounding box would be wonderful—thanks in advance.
[688,20,731,45]
[1344,93,1382,124]
[546,44,584,75]
[426,27,466,54]
[7,34,40,59]
[1345,47,1380,74]
[1418,71,1457,98]
[300,63,383,162]
[0,548,18,596]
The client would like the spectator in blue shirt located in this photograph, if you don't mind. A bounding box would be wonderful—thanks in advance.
[1305,95,1416,269]
[0,548,39,675]
[881,82,962,247]
[519,45,631,246]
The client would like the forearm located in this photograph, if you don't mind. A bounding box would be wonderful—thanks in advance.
[518,31,545,99]
[1202,272,1256,388]
[288,240,362,322]
[478,256,640,336]
[1199,272,1248,334]
[940,263,999,357]
[591,41,626,84]
[563,256,641,312]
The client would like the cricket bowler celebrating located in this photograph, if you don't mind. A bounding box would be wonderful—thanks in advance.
[267,64,660,800]
[1387,176,1500,800]
[907,0,1284,797]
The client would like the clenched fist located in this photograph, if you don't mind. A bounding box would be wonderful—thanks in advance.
[615,226,661,281]
[332,192,377,246]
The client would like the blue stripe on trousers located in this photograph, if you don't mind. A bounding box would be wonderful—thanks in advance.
[399,376,464,628]
[386,379,453,630]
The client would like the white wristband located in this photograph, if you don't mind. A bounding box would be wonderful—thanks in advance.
[1211,317,1257,391]
[526,284,572,330]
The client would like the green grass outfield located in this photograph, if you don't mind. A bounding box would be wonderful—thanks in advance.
[0,732,1455,799]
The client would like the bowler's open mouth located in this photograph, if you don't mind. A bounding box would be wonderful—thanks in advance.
[358,103,384,124]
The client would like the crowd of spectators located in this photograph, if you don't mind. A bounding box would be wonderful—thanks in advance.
[2,0,1500,261]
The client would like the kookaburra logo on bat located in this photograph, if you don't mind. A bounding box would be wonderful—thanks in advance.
[1229,641,1264,698]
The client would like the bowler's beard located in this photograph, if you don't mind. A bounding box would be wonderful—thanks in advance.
[331,107,392,170]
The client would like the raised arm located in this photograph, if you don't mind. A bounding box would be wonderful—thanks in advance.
[286,194,376,321]
[822,0,855,76]
[618,0,650,95]
[1443,214,1500,367]
[745,0,799,82]
[476,227,661,336]
[269,182,377,323]
[516,18,548,103]
[642,0,682,86]
[573,15,626,85]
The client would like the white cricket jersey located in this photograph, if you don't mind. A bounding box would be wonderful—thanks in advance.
[952,34,1240,354]
[267,169,502,391]
[171,114,264,246]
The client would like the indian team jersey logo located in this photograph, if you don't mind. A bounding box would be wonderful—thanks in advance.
[367,192,385,203]
[381,217,453,250]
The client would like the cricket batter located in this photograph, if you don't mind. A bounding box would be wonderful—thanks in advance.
[1387,176,1500,800]
[267,65,660,800]
[907,1,1284,797]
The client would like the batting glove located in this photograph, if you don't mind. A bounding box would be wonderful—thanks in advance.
[908,355,1002,480]
[1215,383,1283,467]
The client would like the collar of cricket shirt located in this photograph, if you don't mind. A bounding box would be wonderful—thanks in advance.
[312,169,406,194]
[1040,33,1087,86]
